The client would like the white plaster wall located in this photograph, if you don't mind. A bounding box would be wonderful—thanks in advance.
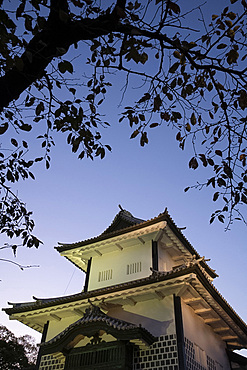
[182,300,231,369]
[46,314,80,341]
[107,296,176,338]
[88,241,152,291]
[158,245,175,272]
[45,295,176,345]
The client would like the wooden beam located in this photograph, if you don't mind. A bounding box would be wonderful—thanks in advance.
[138,237,145,244]
[95,249,102,256]
[74,308,84,316]
[221,335,238,341]
[122,297,136,306]
[172,256,185,262]
[50,313,61,321]
[115,243,123,251]
[194,307,212,314]
[204,318,221,324]
[177,284,189,297]
[183,297,202,304]
[214,327,230,333]
[153,228,165,242]
[154,290,165,300]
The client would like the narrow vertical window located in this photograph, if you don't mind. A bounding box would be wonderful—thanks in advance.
[127,262,142,275]
[98,269,113,282]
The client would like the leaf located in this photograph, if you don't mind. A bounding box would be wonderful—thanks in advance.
[223,163,233,178]
[153,95,162,112]
[25,97,35,107]
[140,132,148,146]
[217,43,227,49]
[184,187,190,192]
[173,51,180,59]
[213,192,219,201]
[218,215,225,223]
[217,177,226,187]
[190,113,196,125]
[189,157,198,170]
[225,20,232,28]
[185,123,191,132]
[58,60,73,74]
[199,154,207,167]
[210,216,215,224]
[11,138,18,147]
[16,2,25,18]
[169,62,180,74]
[150,122,159,128]
[35,102,44,116]
[208,158,214,166]
[29,172,35,180]
[138,93,151,104]
[0,122,8,135]
[226,49,239,64]
[169,1,180,14]
[78,151,85,159]
[215,150,222,156]
[20,123,32,132]
[140,52,148,64]
[24,15,32,32]
[105,145,112,152]
[130,130,139,139]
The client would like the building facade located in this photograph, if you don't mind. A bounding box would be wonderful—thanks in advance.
[3,208,247,369]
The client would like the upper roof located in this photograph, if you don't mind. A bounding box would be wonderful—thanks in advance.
[101,205,145,235]
[55,207,217,278]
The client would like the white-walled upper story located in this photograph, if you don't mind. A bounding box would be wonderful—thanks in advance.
[88,239,152,290]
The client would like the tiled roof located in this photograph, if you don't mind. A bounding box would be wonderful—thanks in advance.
[3,263,247,337]
[101,207,144,235]
[56,208,195,255]
[55,208,216,278]
[55,207,148,251]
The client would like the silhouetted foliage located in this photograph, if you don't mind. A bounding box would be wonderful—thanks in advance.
[0,0,246,246]
[0,325,37,369]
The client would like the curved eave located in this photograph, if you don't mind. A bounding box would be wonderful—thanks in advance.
[164,213,217,279]
[55,212,168,252]
[3,265,246,343]
[40,321,156,355]
[55,210,217,279]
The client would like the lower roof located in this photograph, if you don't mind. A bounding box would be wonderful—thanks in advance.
[3,264,247,350]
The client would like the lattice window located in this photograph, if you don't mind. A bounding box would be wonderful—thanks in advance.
[194,343,207,368]
[39,354,65,370]
[215,361,223,370]
[127,262,142,275]
[207,355,216,370]
[133,333,178,370]
[185,337,223,370]
[98,269,113,282]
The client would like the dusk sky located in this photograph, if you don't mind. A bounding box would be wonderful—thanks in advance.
[0,0,246,359]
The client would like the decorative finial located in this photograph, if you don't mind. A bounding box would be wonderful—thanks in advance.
[118,204,124,211]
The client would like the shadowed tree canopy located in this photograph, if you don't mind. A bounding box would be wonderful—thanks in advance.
[0,325,37,369]
[0,0,247,248]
